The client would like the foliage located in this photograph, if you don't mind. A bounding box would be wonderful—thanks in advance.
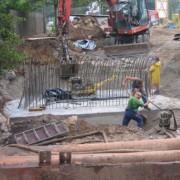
[0,0,26,74]
[0,34,25,74]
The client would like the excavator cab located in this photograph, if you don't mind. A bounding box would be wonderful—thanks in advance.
[108,0,149,34]
[108,0,149,44]
[105,0,150,56]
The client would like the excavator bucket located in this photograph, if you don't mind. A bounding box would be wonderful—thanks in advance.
[104,43,150,56]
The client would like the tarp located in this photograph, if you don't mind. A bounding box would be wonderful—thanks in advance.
[74,39,96,50]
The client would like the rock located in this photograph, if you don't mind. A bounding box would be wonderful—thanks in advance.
[2,132,12,140]
[5,70,16,81]
[63,116,79,133]
[1,123,8,132]
[40,114,50,123]
[0,113,7,124]
[107,126,116,134]
[67,116,78,125]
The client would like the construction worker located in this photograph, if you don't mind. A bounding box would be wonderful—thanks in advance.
[122,92,151,128]
[123,76,147,103]
[150,57,161,95]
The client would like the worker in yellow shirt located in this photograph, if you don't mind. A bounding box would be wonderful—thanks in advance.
[150,57,161,95]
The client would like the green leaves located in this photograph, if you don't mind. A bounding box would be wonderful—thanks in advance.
[0,1,26,75]
[0,35,25,74]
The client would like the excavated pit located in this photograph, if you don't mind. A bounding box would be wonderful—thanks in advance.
[7,109,180,146]
[1,26,180,179]
[1,109,180,180]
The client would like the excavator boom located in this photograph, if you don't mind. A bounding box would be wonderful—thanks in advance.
[58,0,72,34]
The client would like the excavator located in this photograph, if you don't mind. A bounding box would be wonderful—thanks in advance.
[58,0,151,57]
[106,0,150,43]
[50,0,151,101]
[104,0,150,56]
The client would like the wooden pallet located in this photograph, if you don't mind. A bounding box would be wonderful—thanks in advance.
[14,121,69,145]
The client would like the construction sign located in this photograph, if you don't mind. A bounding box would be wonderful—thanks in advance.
[155,0,169,19]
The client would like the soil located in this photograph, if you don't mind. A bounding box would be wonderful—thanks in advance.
[0,17,180,148]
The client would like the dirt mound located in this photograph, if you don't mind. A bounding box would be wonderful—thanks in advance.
[69,16,106,41]
[22,38,59,61]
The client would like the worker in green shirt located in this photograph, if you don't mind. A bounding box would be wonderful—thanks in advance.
[122,92,151,128]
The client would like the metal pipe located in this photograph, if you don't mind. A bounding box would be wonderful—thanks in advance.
[73,150,180,165]
[51,138,180,152]
[1,150,180,167]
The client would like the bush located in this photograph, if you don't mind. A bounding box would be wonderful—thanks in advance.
[0,13,25,75]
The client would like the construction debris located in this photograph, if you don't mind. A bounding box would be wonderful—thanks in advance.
[69,16,106,41]
[36,130,103,146]
[74,39,96,50]
[145,109,178,138]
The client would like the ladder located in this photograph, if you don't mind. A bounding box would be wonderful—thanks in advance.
[14,121,69,145]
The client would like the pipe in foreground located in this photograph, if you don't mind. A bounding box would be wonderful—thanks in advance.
[51,138,180,153]
[1,150,180,167]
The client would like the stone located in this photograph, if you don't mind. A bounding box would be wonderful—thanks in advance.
[5,70,16,81]
[2,132,12,140]
[0,113,7,124]
[67,116,78,125]
[1,123,8,132]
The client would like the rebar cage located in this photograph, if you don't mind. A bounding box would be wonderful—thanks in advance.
[20,55,151,109]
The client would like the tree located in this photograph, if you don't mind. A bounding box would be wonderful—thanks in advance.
[0,0,26,74]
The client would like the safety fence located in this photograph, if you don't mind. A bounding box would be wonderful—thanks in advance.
[19,55,151,109]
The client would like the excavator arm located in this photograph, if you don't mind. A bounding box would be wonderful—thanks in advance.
[57,0,79,78]
[58,0,76,69]
[58,0,72,34]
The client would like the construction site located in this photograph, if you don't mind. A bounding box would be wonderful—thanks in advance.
[0,0,180,179]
